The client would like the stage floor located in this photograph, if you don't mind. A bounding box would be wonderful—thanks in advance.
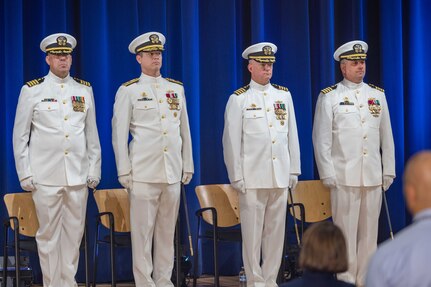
[34,275,238,286]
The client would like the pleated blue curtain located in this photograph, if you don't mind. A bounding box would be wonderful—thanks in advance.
[1,0,431,281]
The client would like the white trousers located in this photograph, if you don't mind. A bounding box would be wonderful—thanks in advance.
[32,184,88,287]
[130,181,181,287]
[331,185,382,286]
[239,188,287,287]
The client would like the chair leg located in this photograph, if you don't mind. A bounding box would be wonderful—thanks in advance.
[193,220,201,287]
[92,223,100,287]
[2,224,8,287]
[109,222,116,287]
[213,225,219,287]
[13,219,19,287]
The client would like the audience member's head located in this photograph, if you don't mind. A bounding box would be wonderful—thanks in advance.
[403,151,431,215]
[299,221,348,273]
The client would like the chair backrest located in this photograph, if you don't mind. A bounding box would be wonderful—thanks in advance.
[3,193,39,237]
[93,189,130,232]
[288,180,331,222]
[195,184,240,227]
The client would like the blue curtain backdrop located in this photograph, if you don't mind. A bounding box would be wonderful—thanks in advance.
[1,0,430,282]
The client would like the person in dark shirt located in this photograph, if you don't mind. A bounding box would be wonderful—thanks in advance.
[281,221,355,287]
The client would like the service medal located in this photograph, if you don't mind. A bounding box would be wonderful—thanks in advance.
[165,90,180,110]
[71,96,85,112]
[368,98,381,117]
[273,100,287,121]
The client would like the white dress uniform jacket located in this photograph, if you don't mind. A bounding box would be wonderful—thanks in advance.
[312,79,395,186]
[112,73,194,183]
[223,80,301,188]
[13,71,101,185]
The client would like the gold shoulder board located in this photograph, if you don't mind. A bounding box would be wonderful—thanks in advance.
[25,77,45,87]
[234,85,250,95]
[321,84,338,94]
[122,78,139,87]
[73,77,91,87]
[271,83,289,92]
[166,78,183,85]
[369,84,385,93]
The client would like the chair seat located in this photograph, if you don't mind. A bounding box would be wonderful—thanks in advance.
[100,234,131,247]
[17,238,38,252]
[203,229,242,242]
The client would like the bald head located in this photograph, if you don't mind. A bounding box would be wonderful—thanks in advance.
[403,151,431,215]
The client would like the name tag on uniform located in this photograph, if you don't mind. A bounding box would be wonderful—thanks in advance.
[41,98,57,102]
[138,92,153,101]
[71,96,85,112]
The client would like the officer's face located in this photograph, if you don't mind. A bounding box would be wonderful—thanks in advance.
[137,51,162,77]
[248,60,273,85]
[45,53,72,79]
[341,60,366,83]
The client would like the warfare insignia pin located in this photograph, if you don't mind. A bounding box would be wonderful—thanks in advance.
[340,96,354,106]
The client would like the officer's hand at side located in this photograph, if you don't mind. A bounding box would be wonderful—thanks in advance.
[87,176,100,189]
[231,180,246,194]
[322,176,337,189]
[383,175,394,191]
[20,176,36,192]
[182,172,193,185]
[118,174,132,189]
[289,175,298,190]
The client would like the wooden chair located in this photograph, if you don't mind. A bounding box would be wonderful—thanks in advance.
[288,180,332,223]
[2,192,89,287]
[92,189,131,287]
[193,184,241,287]
[279,180,332,282]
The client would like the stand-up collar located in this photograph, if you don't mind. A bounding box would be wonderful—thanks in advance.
[47,71,71,84]
[250,79,271,92]
[342,78,364,90]
[140,72,162,84]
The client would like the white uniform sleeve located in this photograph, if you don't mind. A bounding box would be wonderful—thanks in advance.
[85,87,102,179]
[287,92,301,175]
[222,94,244,183]
[312,92,336,179]
[112,86,132,176]
[12,86,34,181]
[379,94,396,178]
[179,86,194,173]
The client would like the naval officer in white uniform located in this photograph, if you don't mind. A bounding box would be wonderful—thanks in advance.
[223,42,301,287]
[13,33,101,287]
[112,32,194,287]
[312,40,395,286]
